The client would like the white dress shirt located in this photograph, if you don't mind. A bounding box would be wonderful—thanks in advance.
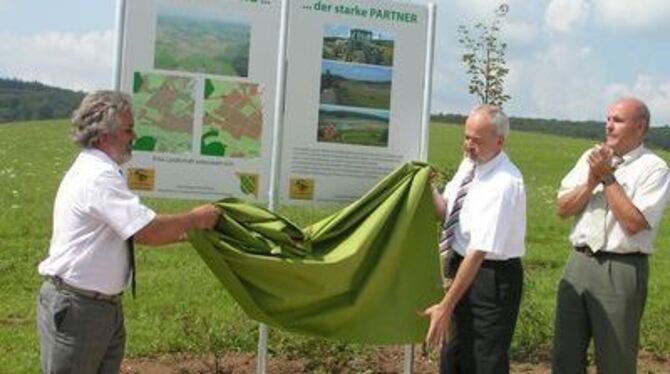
[38,149,156,295]
[558,144,670,254]
[442,151,527,260]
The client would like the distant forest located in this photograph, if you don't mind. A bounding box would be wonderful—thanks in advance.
[432,113,670,152]
[3,77,670,151]
[0,78,85,123]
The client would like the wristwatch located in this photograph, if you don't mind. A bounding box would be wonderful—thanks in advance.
[601,174,616,186]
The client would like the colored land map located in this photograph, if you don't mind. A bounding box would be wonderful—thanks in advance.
[202,79,262,158]
[132,72,195,154]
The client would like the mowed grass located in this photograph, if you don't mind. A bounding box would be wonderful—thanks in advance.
[1,120,670,372]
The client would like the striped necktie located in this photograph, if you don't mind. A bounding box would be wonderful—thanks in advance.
[439,165,476,258]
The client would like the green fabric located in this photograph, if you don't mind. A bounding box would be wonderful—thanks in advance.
[189,162,443,344]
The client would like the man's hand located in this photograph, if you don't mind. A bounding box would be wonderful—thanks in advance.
[419,303,452,349]
[189,204,221,230]
[429,166,439,183]
[588,144,614,181]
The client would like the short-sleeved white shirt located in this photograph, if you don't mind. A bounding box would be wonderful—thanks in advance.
[38,149,156,294]
[442,151,526,260]
[558,144,670,254]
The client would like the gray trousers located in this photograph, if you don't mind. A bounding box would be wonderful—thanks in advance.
[552,250,648,374]
[37,281,126,374]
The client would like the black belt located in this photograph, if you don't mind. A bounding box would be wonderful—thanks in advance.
[574,245,647,257]
[452,251,521,269]
[45,275,122,304]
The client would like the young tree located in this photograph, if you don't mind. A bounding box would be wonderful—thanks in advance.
[457,4,511,107]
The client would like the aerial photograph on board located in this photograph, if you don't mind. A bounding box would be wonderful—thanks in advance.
[154,4,251,77]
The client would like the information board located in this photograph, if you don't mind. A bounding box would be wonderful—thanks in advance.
[120,0,284,201]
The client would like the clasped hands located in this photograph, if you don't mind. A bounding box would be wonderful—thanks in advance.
[587,144,617,184]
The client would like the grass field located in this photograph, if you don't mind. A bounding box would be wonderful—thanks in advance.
[320,60,392,109]
[1,120,670,372]
[334,80,391,109]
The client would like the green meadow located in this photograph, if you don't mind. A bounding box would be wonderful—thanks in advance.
[2,120,670,372]
[331,79,391,109]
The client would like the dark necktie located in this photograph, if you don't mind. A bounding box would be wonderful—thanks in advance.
[438,165,476,276]
[128,236,136,298]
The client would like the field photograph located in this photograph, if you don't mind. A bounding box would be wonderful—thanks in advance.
[154,6,250,77]
[317,104,389,147]
[319,60,392,110]
[322,24,394,67]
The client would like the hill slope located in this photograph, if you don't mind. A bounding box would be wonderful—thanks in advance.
[0,78,85,123]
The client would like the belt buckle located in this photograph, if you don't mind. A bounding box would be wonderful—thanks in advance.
[575,245,596,257]
[93,292,121,303]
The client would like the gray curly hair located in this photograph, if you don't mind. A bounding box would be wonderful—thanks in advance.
[71,90,133,148]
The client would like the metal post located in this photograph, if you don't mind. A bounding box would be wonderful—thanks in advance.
[403,344,415,374]
[112,0,127,91]
[256,323,269,373]
[405,3,436,373]
[418,2,437,161]
[257,0,290,372]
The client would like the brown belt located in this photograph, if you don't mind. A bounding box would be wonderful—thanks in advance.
[45,275,122,304]
[574,245,646,257]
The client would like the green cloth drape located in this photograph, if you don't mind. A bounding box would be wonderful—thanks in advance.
[189,162,444,344]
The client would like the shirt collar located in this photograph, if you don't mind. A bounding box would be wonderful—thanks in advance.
[619,144,644,166]
[82,148,123,173]
[469,150,507,177]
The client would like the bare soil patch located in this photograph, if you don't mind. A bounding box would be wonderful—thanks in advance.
[122,348,669,373]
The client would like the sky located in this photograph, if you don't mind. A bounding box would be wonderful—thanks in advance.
[0,0,669,125]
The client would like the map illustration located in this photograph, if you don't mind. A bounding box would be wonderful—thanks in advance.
[132,72,195,153]
[202,79,263,158]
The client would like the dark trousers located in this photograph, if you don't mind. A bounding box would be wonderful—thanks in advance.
[441,253,523,374]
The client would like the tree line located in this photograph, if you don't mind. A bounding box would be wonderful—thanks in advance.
[4,77,670,152]
[432,113,670,151]
[0,78,85,123]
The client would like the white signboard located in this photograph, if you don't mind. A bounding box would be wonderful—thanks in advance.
[280,0,430,203]
[120,0,283,201]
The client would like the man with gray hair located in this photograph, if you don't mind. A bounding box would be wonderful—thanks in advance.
[553,97,670,373]
[422,104,526,373]
[37,90,221,373]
